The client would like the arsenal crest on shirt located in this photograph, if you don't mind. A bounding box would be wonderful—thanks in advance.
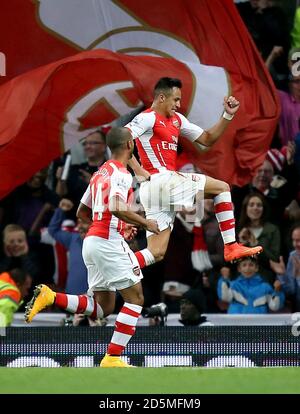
[172,119,180,129]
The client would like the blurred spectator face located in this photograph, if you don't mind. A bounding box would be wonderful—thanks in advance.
[27,170,47,189]
[252,160,274,190]
[82,131,106,159]
[246,196,264,222]
[250,0,270,10]
[238,259,258,278]
[250,0,259,9]
[18,275,32,298]
[180,299,199,321]
[76,219,90,239]
[292,228,300,254]
[4,230,28,257]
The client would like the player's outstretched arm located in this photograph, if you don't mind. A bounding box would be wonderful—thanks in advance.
[195,96,240,150]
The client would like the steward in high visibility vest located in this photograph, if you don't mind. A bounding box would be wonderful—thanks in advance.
[0,269,32,326]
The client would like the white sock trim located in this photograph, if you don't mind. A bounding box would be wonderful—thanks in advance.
[140,248,155,265]
[222,229,236,244]
[86,297,95,314]
[214,191,232,204]
[111,331,132,346]
[124,302,143,314]
[66,295,79,313]
[216,211,234,222]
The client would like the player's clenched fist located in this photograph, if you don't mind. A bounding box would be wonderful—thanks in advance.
[224,96,240,115]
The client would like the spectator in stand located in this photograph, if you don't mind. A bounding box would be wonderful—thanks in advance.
[0,224,41,287]
[236,0,290,89]
[270,224,300,311]
[55,130,107,207]
[217,257,284,314]
[283,132,300,236]
[47,198,89,294]
[0,169,59,283]
[278,47,300,146]
[0,268,32,327]
[232,144,298,225]
[179,288,212,326]
[0,169,59,239]
[238,192,280,283]
[147,288,213,326]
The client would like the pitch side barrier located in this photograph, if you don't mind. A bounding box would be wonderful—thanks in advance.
[1,321,300,367]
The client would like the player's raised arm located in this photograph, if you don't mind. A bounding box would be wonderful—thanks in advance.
[195,96,240,150]
[179,96,240,152]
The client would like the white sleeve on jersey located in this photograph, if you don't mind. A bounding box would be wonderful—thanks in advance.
[109,170,133,202]
[177,112,204,142]
[80,185,92,208]
[125,111,155,139]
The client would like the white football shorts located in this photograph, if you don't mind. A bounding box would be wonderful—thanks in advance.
[82,236,143,293]
[139,170,206,236]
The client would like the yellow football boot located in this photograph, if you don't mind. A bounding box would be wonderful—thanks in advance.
[100,353,135,368]
[24,284,56,323]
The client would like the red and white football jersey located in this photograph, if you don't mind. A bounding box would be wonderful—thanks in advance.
[126,109,203,174]
[81,160,133,240]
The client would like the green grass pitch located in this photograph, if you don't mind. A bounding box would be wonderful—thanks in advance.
[1,367,300,394]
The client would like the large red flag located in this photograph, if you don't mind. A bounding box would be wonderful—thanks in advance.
[0,0,279,199]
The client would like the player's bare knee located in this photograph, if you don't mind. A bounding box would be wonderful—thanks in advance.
[150,247,165,262]
[127,293,144,307]
[217,181,230,194]
[102,304,115,317]
[155,252,165,262]
[135,293,144,307]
